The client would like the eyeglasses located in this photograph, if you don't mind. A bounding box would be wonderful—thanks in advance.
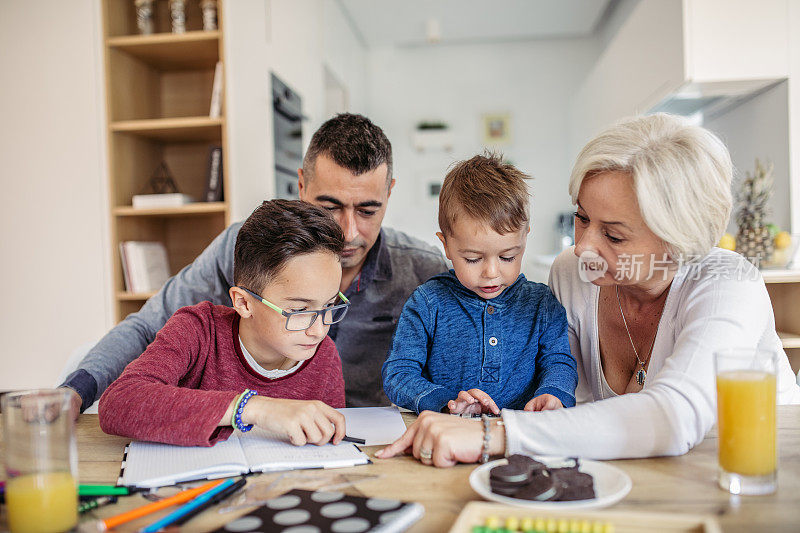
[238,287,351,331]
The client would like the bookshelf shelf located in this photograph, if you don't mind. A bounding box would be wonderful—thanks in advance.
[114,203,227,217]
[107,31,220,70]
[764,274,800,374]
[102,0,229,322]
[111,117,223,141]
[116,291,158,301]
[777,331,800,349]
[762,269,800,284]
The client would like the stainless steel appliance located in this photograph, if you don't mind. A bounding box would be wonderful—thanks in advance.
[272,73,303,199]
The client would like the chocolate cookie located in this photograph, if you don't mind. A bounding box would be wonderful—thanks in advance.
[547,468,595,501]
[507,454,546,474]
[549,468,594,488]
[489,462,531,484]
[514,471,557,501]
[489,479,527,496]
[553,482,596,501]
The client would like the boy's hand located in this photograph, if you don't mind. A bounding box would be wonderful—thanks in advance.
[523,394,563,412]
[241,397,346,446]
[447,389,500,416]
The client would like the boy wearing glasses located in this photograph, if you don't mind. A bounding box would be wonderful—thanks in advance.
[381,154,577,416]
[99,200,351,447]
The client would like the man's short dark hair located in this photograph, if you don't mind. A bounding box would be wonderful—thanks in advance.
[302,113,393,187]
[234,199,345,293]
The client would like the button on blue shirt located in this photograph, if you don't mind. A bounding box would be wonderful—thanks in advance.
[382,270,577,413]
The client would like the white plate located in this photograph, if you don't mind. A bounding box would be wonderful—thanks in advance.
[469,457,632,511]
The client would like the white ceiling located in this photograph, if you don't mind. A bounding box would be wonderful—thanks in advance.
[337,0,613,47]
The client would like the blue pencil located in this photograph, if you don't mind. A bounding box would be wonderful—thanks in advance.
[140,478,237,532]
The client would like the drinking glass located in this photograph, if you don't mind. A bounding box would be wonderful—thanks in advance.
[2,389,78,533]
[714,348,778,495]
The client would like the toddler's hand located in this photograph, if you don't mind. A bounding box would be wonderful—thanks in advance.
[242,397,346,446]
[447,389,500,416]
[523,394,563,412]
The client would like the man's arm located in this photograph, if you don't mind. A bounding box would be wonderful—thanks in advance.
[60,222,243,412]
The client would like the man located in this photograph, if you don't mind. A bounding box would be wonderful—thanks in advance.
[61,114,447,410]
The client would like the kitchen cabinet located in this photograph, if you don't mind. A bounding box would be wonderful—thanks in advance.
[570,0,790,148]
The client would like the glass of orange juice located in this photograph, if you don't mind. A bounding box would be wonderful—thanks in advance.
[715,348,778,495]
[2,389,78,533]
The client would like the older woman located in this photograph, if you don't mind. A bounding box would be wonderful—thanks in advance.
[376,113,800,467]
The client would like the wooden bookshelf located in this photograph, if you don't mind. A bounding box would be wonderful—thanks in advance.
[107,31,221,70]
[110,117,223,141]
[101,0,229,322]
[764,271,800,374]
[113,202,226,217]
[116,291,158,301]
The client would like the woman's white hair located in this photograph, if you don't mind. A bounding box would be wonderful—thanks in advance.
[569,113,732,261]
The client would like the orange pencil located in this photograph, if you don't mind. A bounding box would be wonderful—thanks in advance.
[84,479,226,532]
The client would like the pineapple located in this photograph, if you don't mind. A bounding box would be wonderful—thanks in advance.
[735,159,774,266]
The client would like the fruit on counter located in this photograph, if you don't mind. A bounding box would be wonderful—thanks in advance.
[767,223,780,238]
[774,231,791,250]
[718,233,736,251]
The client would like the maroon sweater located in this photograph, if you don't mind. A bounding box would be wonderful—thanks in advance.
[98,302,345,446]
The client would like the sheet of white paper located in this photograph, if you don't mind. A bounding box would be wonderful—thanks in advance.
[337,406,409,446]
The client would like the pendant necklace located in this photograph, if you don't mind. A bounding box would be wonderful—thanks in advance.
[615,285,659,387]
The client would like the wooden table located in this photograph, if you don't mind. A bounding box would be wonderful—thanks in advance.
[1,407,798,532]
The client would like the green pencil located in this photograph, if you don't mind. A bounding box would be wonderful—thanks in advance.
[78,484,130,497]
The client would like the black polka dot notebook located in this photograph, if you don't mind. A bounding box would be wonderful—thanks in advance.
[212,489,424,533]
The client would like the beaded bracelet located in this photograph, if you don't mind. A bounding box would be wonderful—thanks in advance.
[480,414,492,463]
[480,414,506,463]
[233,389,258,432]
[230,392,245,428]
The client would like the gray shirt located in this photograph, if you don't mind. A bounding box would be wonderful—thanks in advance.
[62,225,447,410]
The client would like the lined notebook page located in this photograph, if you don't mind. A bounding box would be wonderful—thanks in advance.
[239,429,370,472]
[121,435,248,488]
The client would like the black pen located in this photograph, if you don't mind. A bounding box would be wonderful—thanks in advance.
[171,477,247,526]
[343,435,366,445]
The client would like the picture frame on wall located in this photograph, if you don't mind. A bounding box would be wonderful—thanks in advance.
[482,113,511,145]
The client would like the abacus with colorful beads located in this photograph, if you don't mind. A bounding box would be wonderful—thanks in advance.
[473,514,613,533]
[449,502,722,533]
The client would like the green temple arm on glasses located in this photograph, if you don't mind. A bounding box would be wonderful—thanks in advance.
[239,287,349,315]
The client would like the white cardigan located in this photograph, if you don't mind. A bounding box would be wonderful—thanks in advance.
[502,247,800,459]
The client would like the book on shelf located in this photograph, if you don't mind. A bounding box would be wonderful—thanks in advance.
[119,241,170,294]
[132,193,194,208]
[204,145,223,202]
[118,428,370,488]
[209,61,223,118]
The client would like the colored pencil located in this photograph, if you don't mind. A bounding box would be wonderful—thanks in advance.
[79,496,118,514]
[141,478,237,532]
[93,479,225,531]
[172,477,247,526]
[79,484,131,497]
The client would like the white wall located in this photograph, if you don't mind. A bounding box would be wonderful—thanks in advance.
[0,1,111,389]
[705,82,791,234]
[568,0,685,159]
[789,0,800,233]
[683,0,789,83]
[224,0,367,222]
[366,38,599,269]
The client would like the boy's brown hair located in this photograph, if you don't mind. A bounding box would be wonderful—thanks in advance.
[438,153,531,236]
[234,199,345,293]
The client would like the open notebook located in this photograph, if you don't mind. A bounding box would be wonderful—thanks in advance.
[118,428,370,488]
